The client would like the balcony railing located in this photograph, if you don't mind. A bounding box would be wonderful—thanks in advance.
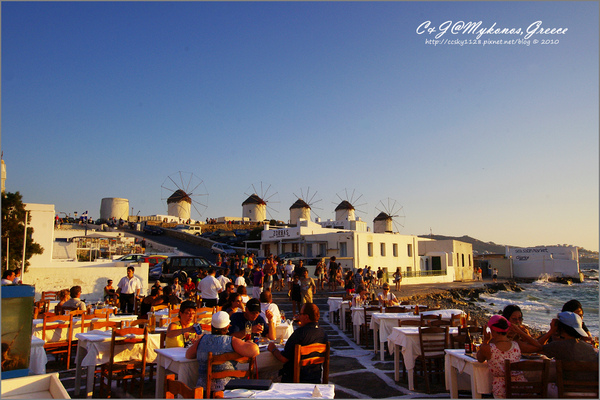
[404,269,447,278]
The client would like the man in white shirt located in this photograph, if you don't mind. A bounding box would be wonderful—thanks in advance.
[217,267,231,288]
[285,260,295,291]
[198,267,222,308]
[116,266,143,314]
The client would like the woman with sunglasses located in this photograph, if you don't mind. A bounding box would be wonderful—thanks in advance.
[501,304,531,340]
[377,283,399,307]
[165,300,198,348]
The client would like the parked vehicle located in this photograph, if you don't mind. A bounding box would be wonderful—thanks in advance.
[115,254,145,263]
[211,243,237,256]
[159,256,219,283]
[140,255,168,267]
[143,225,164,235]
[173,225,202,236]
[149,264,163,281]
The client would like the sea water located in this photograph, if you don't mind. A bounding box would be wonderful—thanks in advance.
[478,270,599,337]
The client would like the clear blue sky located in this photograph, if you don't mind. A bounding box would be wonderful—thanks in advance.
[2,1,598,251]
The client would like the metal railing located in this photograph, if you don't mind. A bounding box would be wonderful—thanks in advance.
[404,269,447,278]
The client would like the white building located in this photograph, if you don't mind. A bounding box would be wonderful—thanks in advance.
[259,218,474,285]
[506,245,581,280]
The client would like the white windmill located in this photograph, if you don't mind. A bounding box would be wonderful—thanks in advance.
[242,181,280,222]
[373,197,406,233]
[289,187,323,225]
[161,172,209,222]
[332,189,367,222]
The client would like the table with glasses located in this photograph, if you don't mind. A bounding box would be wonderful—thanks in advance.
[154,342,285,398]
[73,329,161,398]
[445,349,493,399]
[387,326,459,390]
[371,309,464,360]
[351,304,427,343]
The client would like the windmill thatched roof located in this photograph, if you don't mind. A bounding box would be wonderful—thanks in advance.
[242,194,266,206]
[167,189,192,204]
[289,199,310,210]
[335,200,354,211]
[373,212,392,222]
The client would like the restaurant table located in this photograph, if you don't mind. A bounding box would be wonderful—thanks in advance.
[73,329,161,398]
[223,383,335,399]
[371,309,464,360]
[445,349,492,399]
[154,343,284,398]
[29,336,48,375]
[351,304,428,343]
[387,326,459,391]
[33,314,139,342]
[327,297,344,325]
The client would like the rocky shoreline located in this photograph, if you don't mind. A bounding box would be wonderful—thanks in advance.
[397,280,544,336]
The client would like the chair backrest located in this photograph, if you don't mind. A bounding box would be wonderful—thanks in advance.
[363,306,380,324]
[66,309,87,334]
[42,314,73,343]
[152,304,169,311]
[458,325,483,335]
[398,319,423,327]
[164,374,204,399]
[206,351,256,399]
[41,291,59,302]
[429,319,452,327]
[168,308,180,318]
[420,314,441,326]
[108,326,148,375]
[450,313,463,327]
[400,301,410,305]
[504,359,550,398]
[342,294,353,301]
[94,308,115,320]
[384,306,409,313]
[418,326,449,358]
[125,319,149,328]
[293,342,330,384]
[555,360,599,399]
[62,305,82,314]
[90,320,123,331]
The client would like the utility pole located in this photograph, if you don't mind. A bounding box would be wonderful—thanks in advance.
[21,211,28,282]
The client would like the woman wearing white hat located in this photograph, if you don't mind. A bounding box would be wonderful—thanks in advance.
[186,311,259,395]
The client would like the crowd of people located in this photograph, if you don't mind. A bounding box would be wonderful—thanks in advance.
[476,300,598,398]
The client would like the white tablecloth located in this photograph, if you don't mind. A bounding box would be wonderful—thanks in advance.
[73,329,161,398]
[29,336,47,375]
[327,297,344,313]
[387,326,459,390]
[249,383,335,399]
[154,344,284,398]
[371,309,464,360]
[445,349,493,398]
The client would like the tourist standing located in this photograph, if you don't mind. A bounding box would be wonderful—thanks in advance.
[328,257,338,291]
[285,260,295,291]
[393,267,402,291]
[492,268,498,283]
[251,263,264,299]
[314,258,325,291]
[300,268,316,305]
[376,267,383,287]
[198,268,223,308]
[116,266,142,314]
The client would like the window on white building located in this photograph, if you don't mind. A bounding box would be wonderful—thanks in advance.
[306,244,313,257]
[407,244,412,257]
[292,243,299,253]
[393,243,398,257]
[380,243,386,257]
[340,242,347,257]
[319,243,326,257]
[462,254,465,267]
[367,242,373,257]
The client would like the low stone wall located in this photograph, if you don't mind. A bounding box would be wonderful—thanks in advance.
[23,261,150,301]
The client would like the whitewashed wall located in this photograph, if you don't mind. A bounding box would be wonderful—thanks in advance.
[25,203,56,266]
[23,261,150,301]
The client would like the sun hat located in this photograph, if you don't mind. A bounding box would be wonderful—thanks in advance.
[557,311,587,337]
[246,298,261,313]
[212,311,231,329]
[487,315,510,332]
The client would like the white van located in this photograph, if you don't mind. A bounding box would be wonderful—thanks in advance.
[173,225,202,236]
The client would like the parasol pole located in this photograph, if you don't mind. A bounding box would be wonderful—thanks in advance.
[21,211,28,282]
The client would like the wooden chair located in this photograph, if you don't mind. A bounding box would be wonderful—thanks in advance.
[400,301,410,306]
[41,291,59,302]
[98,326,149,398]
[168,308,180,319]
[555,360,599,399]
[361,306,380,346]
[165,374,204,399]
[420,313,441,326]
[450,313,463,327]
[384,306,409,313]
[124,318,149,328]
[415,326,449,393]
[34,299,51,318]
[42,314,74,370]
[94,308,115,320]
[504,359,550,398]
[152,304,169,312]
[429,319,452,327]
[90,320,123,331]
[458,325,483,335]
[206,351,256,399]
[293,342,330,384]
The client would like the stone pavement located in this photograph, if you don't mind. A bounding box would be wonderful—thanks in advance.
[54,281,490,398]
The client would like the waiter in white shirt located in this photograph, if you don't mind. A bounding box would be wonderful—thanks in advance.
[198,267,223,308]
[116,265,142,314]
